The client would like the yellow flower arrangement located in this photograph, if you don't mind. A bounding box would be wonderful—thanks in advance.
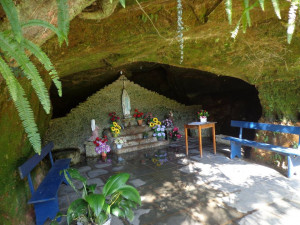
[153,118,158,122]
[149,117,161,127]
[149,122,155,127]
[110,121,122,137]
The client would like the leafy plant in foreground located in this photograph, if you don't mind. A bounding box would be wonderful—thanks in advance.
[0,0,69,153]
[51,169,141,225]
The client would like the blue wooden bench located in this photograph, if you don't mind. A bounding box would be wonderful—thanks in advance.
[18,142,71,225]
[223,120,300,178]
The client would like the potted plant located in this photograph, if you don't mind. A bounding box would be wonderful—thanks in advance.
[197,110,209,123]
[168,127,182,141]
[114,137,127,149]
[152,124,166,141]
[143,131,149,139]
[93,136,110,159]
[51,169,141,225]
[133,109,144,126]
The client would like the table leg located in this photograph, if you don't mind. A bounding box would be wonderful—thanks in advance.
[212,124,216,155]
[198,126,202,157]
[185,127,189,156]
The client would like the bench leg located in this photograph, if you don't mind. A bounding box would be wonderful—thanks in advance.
[287,156,300,178]
[34,197,60,225]
[230,142,242,159]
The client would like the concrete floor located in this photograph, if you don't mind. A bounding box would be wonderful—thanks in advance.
[49,138,300,225]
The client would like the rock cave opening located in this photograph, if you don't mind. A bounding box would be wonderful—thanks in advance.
[50,62,262,137]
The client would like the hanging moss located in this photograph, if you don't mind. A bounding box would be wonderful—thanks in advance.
[258,78,300,121]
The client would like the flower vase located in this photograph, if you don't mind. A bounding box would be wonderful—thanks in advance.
[200,116,207,123]
[116,144,122,149]
[137,119,143,126]
[157,137,163,141]
[102,152,107,160]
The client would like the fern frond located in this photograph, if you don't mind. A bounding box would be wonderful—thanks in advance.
[0,56,41,154]
[231,19,241,39]
[242,14,247,33]
[225,0,232,25]
[0,0,23,43]
[271,0,281,19]
[244,0,251,27]
[0,32,51,114]
[259,0,265,11]
[22,19,64,42]
[119,0,126,8]
[56,0,69,45]
[287,0,299,44]
[22,39,62,96]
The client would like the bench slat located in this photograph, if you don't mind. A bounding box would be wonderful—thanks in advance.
[19,142,54,179]
[224,137,300,156]
[28,158,71,204]
[231,120,300,135]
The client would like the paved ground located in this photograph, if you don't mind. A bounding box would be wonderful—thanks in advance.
[49,138,300,225]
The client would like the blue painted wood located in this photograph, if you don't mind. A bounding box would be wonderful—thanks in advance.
[18,142,71,225]
[28,158,71,203]
[18,142,54,179]
[224,137,300,156]
[231,120,300,135]
[223,120,300,178]
[230,141,242,159]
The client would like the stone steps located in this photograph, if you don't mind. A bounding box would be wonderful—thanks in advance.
[124,137,157,147]
[115,140,169,154]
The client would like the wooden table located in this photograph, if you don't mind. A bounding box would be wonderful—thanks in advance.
[184,122,217,157]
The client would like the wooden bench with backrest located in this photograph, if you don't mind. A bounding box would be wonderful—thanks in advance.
[223,120,300,178]
[18,142,71,225]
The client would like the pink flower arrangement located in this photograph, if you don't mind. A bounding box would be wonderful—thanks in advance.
[169,127,182,141]
[93,136,111,154]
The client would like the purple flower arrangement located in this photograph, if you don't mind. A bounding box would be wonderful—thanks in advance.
[162,118,173,128]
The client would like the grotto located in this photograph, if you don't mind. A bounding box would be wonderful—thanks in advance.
[1,0,300,225]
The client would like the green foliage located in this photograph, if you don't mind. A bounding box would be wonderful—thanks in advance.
[51,169,141,225]
[226,0,300,43]
[0,0,69,154]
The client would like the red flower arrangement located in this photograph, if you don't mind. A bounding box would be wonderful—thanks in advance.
[133,109,144,121]
[109,112,120,122]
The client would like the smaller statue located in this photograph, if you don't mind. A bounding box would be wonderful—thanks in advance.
[168,111,174,123]
[89,119,99,141]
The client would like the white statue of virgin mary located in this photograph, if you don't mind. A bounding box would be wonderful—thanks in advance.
[122,89,131,118]
[89,119,99,141]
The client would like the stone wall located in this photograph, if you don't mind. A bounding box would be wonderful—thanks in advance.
[46,76,202,152]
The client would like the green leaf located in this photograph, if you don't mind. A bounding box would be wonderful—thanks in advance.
[0,56,41,153]
[271,0,281,19]
[56,0,69,45]
[22,39,62,96]
[119,0,126,8]
[118,185,141,205]
[66,168,87,184]
[124,207,134,221]
[86,184,97,194]
[259,0,265,11]
[22,19,61,37]
[85,194,105,218]
[0,0,23,42]
[103,173,130,196]
[67,199,88,225]
[0,33,51,114]
[103,202,111,214]
[62,170,78,193]
[244,0,251,27]
[111,207,125,217]
[225,0,232,25]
